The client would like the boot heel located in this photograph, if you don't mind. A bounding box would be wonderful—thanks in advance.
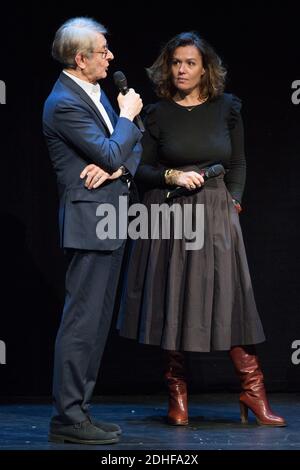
[240,401,248,424]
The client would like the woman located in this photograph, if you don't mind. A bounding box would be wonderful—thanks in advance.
[118,32,285,427]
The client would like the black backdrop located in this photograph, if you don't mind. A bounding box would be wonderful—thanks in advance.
[0,4,299,397]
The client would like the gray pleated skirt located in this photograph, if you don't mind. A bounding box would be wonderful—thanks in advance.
[118,175,265,352]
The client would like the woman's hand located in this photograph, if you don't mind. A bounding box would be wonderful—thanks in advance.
[232,199,242,214]
[80,164,110,189]
[166,170,204,190]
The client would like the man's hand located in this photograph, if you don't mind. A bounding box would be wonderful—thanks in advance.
[80,164,123,189]
[80,164,110,189]
[108,168,122,180]
[118,88,143,121]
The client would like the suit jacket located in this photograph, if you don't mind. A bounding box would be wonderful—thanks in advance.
[43,73,142,251]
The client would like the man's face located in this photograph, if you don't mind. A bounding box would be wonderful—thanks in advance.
[80,33,114,83]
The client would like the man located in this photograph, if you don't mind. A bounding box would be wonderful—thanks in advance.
[43,17,143,445]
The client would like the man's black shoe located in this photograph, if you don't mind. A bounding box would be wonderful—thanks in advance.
[89,417,122,435]
[48,419,119,445]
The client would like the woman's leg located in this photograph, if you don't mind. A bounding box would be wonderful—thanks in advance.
[164,350,189,425]
[229,345,286,426]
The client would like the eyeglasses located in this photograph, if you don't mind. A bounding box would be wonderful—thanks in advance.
[91,45,110,59]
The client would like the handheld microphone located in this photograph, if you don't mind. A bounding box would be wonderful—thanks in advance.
[113,70,145,133]
[166,164,226,200]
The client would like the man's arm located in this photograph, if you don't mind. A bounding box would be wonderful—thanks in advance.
[120,141,143,178]
[54,101,142,174]
[80,140,142,190]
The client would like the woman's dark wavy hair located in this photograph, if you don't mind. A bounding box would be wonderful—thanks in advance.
[147,32,227,100]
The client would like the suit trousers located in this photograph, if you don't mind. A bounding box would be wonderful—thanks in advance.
[51,244,125,424]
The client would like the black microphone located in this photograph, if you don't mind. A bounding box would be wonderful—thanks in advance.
[166,164,226,200]
[113,70,145,133]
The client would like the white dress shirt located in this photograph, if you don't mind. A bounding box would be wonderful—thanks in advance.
[63,70,114,135]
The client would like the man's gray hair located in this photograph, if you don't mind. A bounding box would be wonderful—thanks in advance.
[52,17,107,69]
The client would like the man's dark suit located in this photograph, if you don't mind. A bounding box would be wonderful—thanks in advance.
[43,72,142,424]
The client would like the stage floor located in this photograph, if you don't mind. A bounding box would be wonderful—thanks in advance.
[0,393,299,451]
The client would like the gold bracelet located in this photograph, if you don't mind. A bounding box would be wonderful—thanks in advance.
[164,168,183,185]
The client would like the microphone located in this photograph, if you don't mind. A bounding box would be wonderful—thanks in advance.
[113,70,145,133]
[166,164,226,200]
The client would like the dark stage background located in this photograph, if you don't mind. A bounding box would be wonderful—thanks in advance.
[0,4,299,398]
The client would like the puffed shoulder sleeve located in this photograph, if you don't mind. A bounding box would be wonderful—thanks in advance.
[142,104,160,141]
[228,94,242,130]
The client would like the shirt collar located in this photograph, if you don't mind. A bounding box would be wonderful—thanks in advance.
[63,70,101,99]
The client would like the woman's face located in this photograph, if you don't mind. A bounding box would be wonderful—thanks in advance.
[171,45,205,94]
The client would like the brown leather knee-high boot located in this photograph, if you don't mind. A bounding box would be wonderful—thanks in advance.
[229,346,286,426]
[164,350,188,425]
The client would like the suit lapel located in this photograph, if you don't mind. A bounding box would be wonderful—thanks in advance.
[58,72,111,135]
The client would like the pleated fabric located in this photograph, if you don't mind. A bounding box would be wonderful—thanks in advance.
[118,175,265,352]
